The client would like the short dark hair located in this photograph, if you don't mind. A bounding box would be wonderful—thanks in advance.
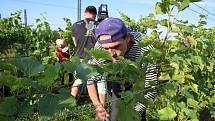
[85,6,97,15]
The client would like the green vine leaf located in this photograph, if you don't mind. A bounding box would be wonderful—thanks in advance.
[76,62,98,82]
[0,96,18,116]
[9,57,44,77]
[39,64,59,87]
[88,48,112,61]
[179,0,190,11]
[155,2,163,14]
[187,36,197,47]
[158,107,177,120]
[38,88,76,120]
[187,98,199,109]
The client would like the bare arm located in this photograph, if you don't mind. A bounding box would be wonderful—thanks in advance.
[87,47,109,120]
[87,43,109,106]
[72,37,77,47]
[87,79,107,121]
[87,84,101,106]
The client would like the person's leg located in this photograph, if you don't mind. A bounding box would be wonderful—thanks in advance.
[68,73,73,83]
[110,83,121,121]
[60,74,64,85]
[141,112,146,121]
[70,80,81,97]
[71,59,83,97]
[71,71,82,97]
[99,93,106,106]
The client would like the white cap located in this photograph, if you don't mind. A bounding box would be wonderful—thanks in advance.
[56,39,64,47]
[56,39,69,52]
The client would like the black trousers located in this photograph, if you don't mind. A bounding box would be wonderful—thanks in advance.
[110,82,146,121]
[60,73,73,85]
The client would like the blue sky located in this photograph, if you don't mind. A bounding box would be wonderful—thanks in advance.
[0,0,215,30]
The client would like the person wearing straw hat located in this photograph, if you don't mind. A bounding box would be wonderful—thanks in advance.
[56,38,70,85]
[87,17,159,121]
[56,38,70,62]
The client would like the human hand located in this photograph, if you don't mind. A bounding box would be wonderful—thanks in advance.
[95,105,108,121]
[62,57,69,61]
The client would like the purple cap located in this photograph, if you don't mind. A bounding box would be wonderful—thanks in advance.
[95,17,130,44]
